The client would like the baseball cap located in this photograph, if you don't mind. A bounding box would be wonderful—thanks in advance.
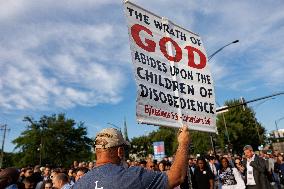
[95,128,130,149]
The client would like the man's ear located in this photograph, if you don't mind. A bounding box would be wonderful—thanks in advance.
[117,146,125,158]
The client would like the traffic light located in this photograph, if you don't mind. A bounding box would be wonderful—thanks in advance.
[239,97,247,111]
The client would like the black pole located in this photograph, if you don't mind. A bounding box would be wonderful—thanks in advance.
[216,92,284,112]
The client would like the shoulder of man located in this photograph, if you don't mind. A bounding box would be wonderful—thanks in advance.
[73,164,167,189]
[254,154,266,163]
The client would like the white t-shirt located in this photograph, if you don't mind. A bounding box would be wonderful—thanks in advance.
[246,154,256,185]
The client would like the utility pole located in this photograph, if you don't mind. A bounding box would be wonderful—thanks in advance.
[0,124,9,168]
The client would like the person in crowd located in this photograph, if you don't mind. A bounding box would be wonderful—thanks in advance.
[75,167,89,182]
[78,162,86,168]
[68,169,75,184]
[223,154,234,168]
[193,157,214,189]
[264,152,276,184]
[24,168,33,178]
[243,145,271,189]
[180,158,195,189]
[33,165,43,186]
[158,160,167,172]
[50,169,61,183]
[73,126,190,189]
[274,154,284,189]
[19,168,33,183]
[146,160,156,171]
[22,176,35,189]
[40,167,45,173]
[139,160,147,168]
[234,157,245,181]
[35,166,52,189]
[52,173,71,189]
[73,161,79,169]
[88,162,94,170]
[218,157,245,189]
[19,168,25,182]
[208,156,218,189]
[41,180,53,189]
[42,166,51,181]
[165,161,172,171]
[0,167,20,189]
[188,158,196,173]
[126,159,131,167]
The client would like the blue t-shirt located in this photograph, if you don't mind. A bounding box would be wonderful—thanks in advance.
[72,163,168,189]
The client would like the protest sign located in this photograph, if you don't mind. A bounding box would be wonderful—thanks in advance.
[124,1,216,133]
[153,141,165,161]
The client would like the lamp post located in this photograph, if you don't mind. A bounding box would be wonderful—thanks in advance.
[107,122,121,131]
[207,40,239,156]
[251,98,275,143]
[208,40,239,61]
[275,117,284,138]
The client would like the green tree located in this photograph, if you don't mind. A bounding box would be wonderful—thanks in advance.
[130,135,153,159]
[129,127,212,158]
[13,114,93,167]
[130,127,179,158]
[216,99,265,154]
[149,127,179,156]
[190,131,211,155]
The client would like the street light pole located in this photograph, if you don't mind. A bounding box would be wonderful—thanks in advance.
[207,40,239,155]
[217,91,284,113]
[251,98,275,143]
[208,40,239,61]
[275,117,284,138]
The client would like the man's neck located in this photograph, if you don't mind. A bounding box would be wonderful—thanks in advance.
[248,154,255,160]
[96,159,120,167]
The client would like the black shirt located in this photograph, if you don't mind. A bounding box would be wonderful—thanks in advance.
[193,168,214,189]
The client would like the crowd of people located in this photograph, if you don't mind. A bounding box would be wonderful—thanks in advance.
[1,127,284,189]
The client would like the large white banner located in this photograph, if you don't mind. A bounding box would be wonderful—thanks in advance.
[124,1,217,133]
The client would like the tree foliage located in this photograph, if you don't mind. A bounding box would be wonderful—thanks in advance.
[216,99,265,154]
[130,127,178,159]
[129,127,213,158]
[190,131,211,155]
[12,114,93,167]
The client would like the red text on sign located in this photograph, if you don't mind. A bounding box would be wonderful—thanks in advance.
[131,24,207,69]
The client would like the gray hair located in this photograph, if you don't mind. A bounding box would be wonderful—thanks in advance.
[243,145,253,151]
[55,173,69,184]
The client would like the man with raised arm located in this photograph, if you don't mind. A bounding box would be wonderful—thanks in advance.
[73,125,190,189]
